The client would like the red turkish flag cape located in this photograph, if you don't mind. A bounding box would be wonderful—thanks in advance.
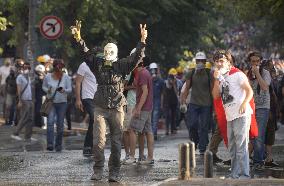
[213,67,258,147]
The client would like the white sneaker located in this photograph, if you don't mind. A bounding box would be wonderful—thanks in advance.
[138,159,154,165]
[123,157,136,165]
[11,134,22,141]
[30,137,38,142]
[24,137,38,143]
[121,154,130,164]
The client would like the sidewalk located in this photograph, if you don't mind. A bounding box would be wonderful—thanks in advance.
[0,119,88,152]
[158,178,284,186]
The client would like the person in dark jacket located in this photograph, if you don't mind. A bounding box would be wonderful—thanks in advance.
[34,64,46,128]
[71,21,148,182]
[5,68,17,125]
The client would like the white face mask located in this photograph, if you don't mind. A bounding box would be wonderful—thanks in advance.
[24,69,29,74]
[219,67,229,75]
[104,43,118,62]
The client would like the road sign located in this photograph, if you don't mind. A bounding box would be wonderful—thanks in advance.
[39,16,63,40]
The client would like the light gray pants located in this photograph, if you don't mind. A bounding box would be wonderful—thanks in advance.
[93,106,124,177]
[14,100,33,139]
[227,115,251,179]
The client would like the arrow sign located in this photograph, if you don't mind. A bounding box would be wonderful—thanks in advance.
[39,16,63,40]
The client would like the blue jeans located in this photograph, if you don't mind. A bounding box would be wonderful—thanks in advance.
[228,116,250,179]
[186,104,211,153]
[151,106,160,135]
[47,102,67,151]
[82,99,95,149]
[253,108,270,165]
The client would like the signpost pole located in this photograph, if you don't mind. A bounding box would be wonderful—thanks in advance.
[28,0,37,74]
[28,0,38,127]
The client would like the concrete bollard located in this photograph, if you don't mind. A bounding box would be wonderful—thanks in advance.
[178,143,190,180]
[188,141,196,169]
[204,150,213,178]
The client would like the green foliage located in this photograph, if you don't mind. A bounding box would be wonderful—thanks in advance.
[230,0,284,45]
[0,0,28,57]
[0,15,7,31]
[1,0,283,68]
[1,0,229,69]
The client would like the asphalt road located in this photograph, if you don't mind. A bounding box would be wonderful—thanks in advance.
[1,122,284,185]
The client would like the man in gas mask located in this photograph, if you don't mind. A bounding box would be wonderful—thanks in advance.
[180,52,213,155]
[71,21,147,182]
[11,62,36,142]
[149,63,164,140]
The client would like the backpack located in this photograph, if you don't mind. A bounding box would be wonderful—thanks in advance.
[188,68,212,91]
[6,74,17,95]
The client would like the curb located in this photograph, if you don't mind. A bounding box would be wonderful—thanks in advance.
[157,177,284,185]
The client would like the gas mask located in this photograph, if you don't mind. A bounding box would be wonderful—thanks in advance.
[104,43,118,66]
[24,69,30,75]
[150,68,157,77]
[196,63,205,70]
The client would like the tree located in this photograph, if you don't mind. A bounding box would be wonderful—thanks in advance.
[0,15,7,31]
[0,0,28,57]
[227,0,284,50]
[1,0,249,69]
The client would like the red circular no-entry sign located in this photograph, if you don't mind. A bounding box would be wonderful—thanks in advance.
[39,16,63,40]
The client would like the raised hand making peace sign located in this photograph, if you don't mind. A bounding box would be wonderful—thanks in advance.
[70,20,82,42]
[140,24,147,44]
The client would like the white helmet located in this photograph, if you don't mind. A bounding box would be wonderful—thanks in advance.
[42,54,51,62]
[195,52,206,60]
[35,64,45,73]
[62,68,68,74]
[149,63,158,69]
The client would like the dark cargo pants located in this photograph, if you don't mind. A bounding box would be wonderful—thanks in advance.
[209,125,223,155]
[93,106,124,177]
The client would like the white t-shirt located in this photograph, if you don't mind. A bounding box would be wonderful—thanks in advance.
[220,71,253,121]
[77,62,97,99]
[0,66,11,85]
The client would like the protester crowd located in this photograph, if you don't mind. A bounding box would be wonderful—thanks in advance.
[0,22,284,181]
